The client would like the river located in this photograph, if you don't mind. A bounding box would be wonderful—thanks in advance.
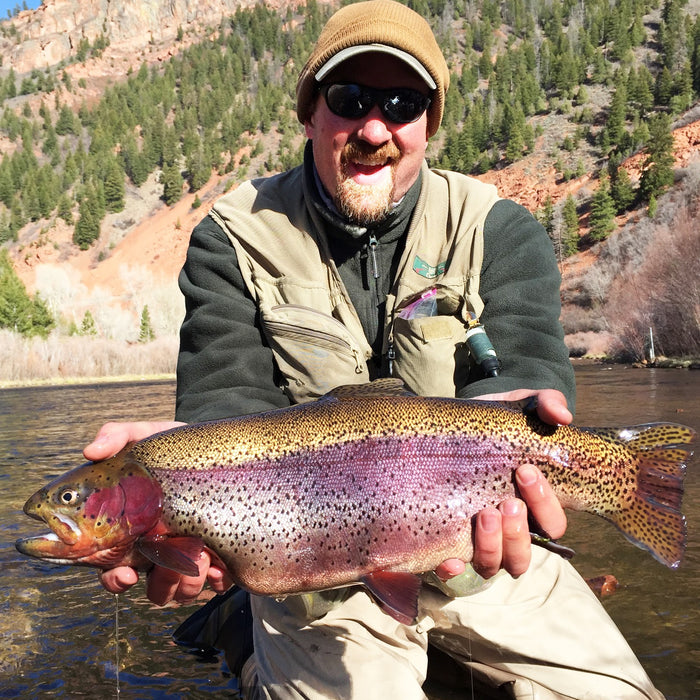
[1,364,698,699]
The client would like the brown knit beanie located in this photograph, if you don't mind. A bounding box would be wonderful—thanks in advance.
[296,0,450,137]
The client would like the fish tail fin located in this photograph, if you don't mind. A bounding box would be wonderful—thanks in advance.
[603,423,695,568]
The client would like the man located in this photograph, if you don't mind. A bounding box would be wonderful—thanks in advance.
[87,2,664,697]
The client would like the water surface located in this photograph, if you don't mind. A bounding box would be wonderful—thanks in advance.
[1,367,698,698]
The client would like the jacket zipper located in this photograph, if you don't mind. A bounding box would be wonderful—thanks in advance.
[367,234,381,307]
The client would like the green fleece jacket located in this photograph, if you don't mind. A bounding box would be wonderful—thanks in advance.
[174,148,575,422]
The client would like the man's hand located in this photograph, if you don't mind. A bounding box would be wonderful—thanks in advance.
[435,389,571,581]
[99,550,232,604]
[86,420,232,604]
[84,420,184,461]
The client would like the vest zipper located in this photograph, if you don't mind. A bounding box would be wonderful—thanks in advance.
[268,304,365,374]
[367,234,381,307]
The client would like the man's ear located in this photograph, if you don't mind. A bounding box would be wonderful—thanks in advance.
[304,116,315,139]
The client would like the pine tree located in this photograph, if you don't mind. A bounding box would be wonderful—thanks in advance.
[562,195,579,257]
[603,81,628,152]
[161,163,183,206]
[589,175,617,242]
[28,295,55,339]
[121,137,149,187]
[186,144,210,193]
[104,159,125,213]
[80,310,98,336]
[73,189,101,250]
[138,305,155,343]
[57,193,73,224]
[55,104,77,136]
[609,163,636,213]
[537,196,555,238]
[638,113,675,202]
[0,249,54,337]
[655,67,674,106]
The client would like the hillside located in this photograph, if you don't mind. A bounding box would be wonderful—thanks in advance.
[0,0,699,379]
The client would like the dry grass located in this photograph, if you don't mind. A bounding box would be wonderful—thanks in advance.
[0,330,178,385]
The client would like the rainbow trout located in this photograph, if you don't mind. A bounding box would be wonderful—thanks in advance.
[16,380,695,624]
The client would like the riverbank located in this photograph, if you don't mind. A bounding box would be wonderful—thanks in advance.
[2,357,698,390]
[572,355,700,369]
[0,373,175,389]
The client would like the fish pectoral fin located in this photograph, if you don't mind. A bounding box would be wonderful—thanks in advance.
[137,535,203,577]
[360,571,422,625]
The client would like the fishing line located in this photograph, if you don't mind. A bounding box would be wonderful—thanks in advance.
[113,593,121,696]
[466,598,475,700]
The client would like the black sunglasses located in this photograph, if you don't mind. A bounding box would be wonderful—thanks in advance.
[321,83,431,124]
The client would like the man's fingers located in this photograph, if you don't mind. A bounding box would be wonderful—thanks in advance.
[146,551,211,606]
[99,566,140,594]
[472,507,503,579]
[84,421,184,462]
[434,558,466,581]
[515,464,567,540]
[533,389,573,426]
[498,499,531,577]
[473,500,532,579]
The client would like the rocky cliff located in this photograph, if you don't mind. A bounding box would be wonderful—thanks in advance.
[2,0,289,74]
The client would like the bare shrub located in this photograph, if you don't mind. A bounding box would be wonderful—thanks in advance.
[33,263,185,342]
[565,331,614,357]
[560,304,607,334]
[604,188,700,361]
[0,330,178,383]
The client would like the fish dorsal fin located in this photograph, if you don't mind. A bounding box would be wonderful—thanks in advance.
[137,535,204,577]
[323,379,416,401]
[360,571,422,625]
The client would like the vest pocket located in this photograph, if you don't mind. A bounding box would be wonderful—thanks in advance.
[261,304,370,402]
[391,314,469,397]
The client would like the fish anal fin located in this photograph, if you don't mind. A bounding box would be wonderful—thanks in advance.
[360,571,422,625]
[137,535,203,577]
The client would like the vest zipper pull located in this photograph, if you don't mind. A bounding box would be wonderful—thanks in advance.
[368,234,380,305]
[351,347,363,374]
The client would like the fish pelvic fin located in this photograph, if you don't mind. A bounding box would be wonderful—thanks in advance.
[136,534,204,577]
[600,423,695,569]
[360,571,422,625]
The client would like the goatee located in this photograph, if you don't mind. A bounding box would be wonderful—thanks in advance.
[335,141,401,225]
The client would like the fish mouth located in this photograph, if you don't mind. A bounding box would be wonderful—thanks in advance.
[15,513,96,562]
[21,491,84,547]
[15,531,65,557]
[15,513,84,559]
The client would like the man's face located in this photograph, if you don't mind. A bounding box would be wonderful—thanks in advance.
[305,53,431,226]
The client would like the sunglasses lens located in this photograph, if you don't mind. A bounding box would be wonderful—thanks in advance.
[383,90,431,123]
[323,84,430,124]
[324,84,371,120]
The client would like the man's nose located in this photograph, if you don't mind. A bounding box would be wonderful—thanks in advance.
[356,106,393,145]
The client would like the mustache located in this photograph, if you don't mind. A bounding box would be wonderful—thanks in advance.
[342,141,401,166]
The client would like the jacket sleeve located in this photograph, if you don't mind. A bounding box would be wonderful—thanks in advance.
[457,199,576,412]
[175,215,291,423]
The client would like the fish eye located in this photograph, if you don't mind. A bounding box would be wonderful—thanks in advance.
[58,489,80,505]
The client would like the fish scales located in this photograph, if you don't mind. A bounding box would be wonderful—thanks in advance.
[16,380,696,624]
[148,431,517,593]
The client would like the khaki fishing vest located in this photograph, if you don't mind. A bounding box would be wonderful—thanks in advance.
[210,161,499,403]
